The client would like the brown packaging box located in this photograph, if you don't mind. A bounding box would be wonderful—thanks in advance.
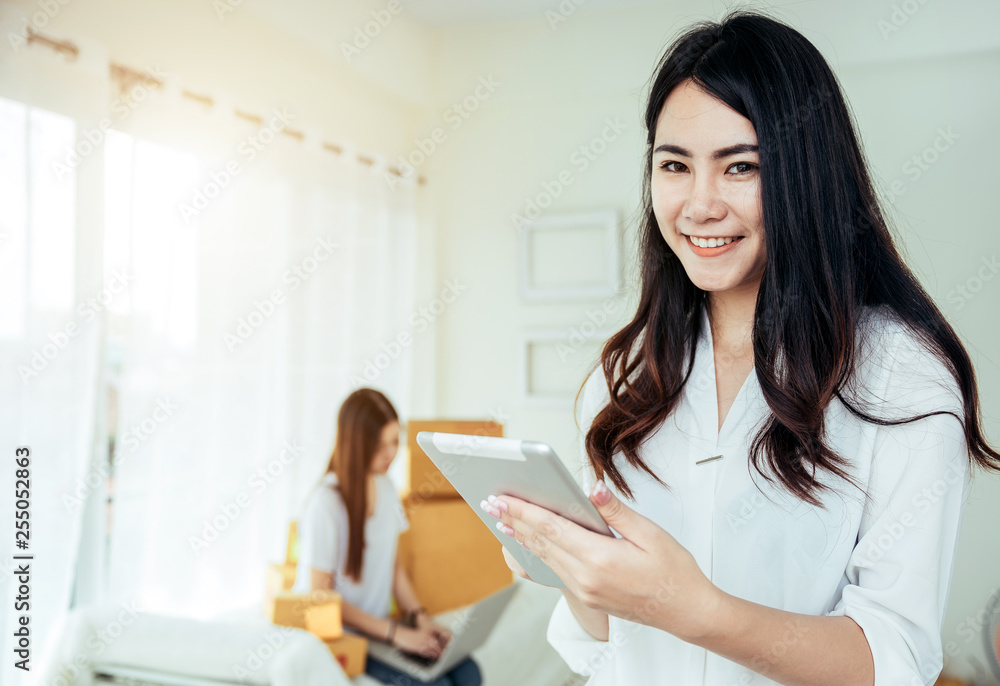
[403,420,503,500]
[397,495,514,614]
[305,601,343,640]
[325,633,367,676]
[264,562,297,614]
[286,521,298,564]
[268,590,341,629]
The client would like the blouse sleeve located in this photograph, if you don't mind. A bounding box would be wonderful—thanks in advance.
[825,325,972,685]
[546,367,615,677]
[297,488,342,576]
[391,482,410,535]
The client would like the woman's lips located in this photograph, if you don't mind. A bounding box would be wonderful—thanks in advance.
[685,235,744,256]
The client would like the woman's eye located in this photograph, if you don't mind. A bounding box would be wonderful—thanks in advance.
[659,160,687,173]
[657,160,757,175]
[727,162,758,175]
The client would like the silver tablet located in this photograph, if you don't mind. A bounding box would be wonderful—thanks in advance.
[414,431,615,589]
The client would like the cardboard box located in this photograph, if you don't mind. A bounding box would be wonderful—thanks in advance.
[262,522,300,615]
[305,600,343,640]
[397,496,514,614]
[286,521,298,565]
[264,562,297,614]
[269,561,297,590]
[268,590,341,629]
[403,419,503,500]
[325,633,367,677]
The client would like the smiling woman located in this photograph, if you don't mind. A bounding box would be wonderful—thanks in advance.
[481,8,1000,686]
[650,80,766,295]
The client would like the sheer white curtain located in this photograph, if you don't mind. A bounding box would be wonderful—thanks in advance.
[0,46,112,685]
[1,42,418,681]
[103,91,418,619]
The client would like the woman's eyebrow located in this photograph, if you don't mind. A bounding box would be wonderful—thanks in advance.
[653,142,759,159]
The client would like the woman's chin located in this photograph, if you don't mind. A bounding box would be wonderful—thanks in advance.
[689,277,737,293]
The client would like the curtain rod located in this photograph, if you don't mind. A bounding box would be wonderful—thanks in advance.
[24,28,425,185]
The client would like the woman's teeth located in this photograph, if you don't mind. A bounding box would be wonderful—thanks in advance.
[689,236,739,248]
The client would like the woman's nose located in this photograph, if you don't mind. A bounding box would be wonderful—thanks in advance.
[682,173,727,223]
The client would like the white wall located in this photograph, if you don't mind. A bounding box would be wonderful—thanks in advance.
[843,46,1000,684]
[425,1,1000,680]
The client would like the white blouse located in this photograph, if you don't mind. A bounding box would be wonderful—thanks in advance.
[293,472,410,628]
[546,304,972,686]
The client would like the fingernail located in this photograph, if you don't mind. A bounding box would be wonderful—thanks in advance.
[487,494,497,503]
[591,479,611,505]
[494,499,508,513]
[496,521,515,536]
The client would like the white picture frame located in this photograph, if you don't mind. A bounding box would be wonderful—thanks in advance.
[518,210,620,301]
[519,327,613,405]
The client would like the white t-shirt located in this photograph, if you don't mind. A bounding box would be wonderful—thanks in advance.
[546,304,971,686]
[293,472,410,631]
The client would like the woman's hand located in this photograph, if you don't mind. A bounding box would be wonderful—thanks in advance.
[415,612,452,649]
[392,624,448,659]
[500,546,535,582]
[480,481,725,642]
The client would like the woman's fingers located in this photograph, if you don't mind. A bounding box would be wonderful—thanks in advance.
[435,629,451,649]
[492,496,592,588]
[431,623,450,643]
[501,546,531,580]
[422,628,444,655]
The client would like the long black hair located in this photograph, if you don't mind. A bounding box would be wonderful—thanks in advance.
[582,9,1000,507]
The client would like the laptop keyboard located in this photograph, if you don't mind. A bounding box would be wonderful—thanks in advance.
[402,651,439,666]
[401,634,451,666]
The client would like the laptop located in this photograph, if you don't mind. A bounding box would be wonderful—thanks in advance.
[366,582,518,682]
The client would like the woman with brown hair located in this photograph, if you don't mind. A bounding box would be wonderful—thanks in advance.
[294,387,482,685]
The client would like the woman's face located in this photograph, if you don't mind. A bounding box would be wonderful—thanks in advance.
[371,420,400,474]
[651,79,766,296]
